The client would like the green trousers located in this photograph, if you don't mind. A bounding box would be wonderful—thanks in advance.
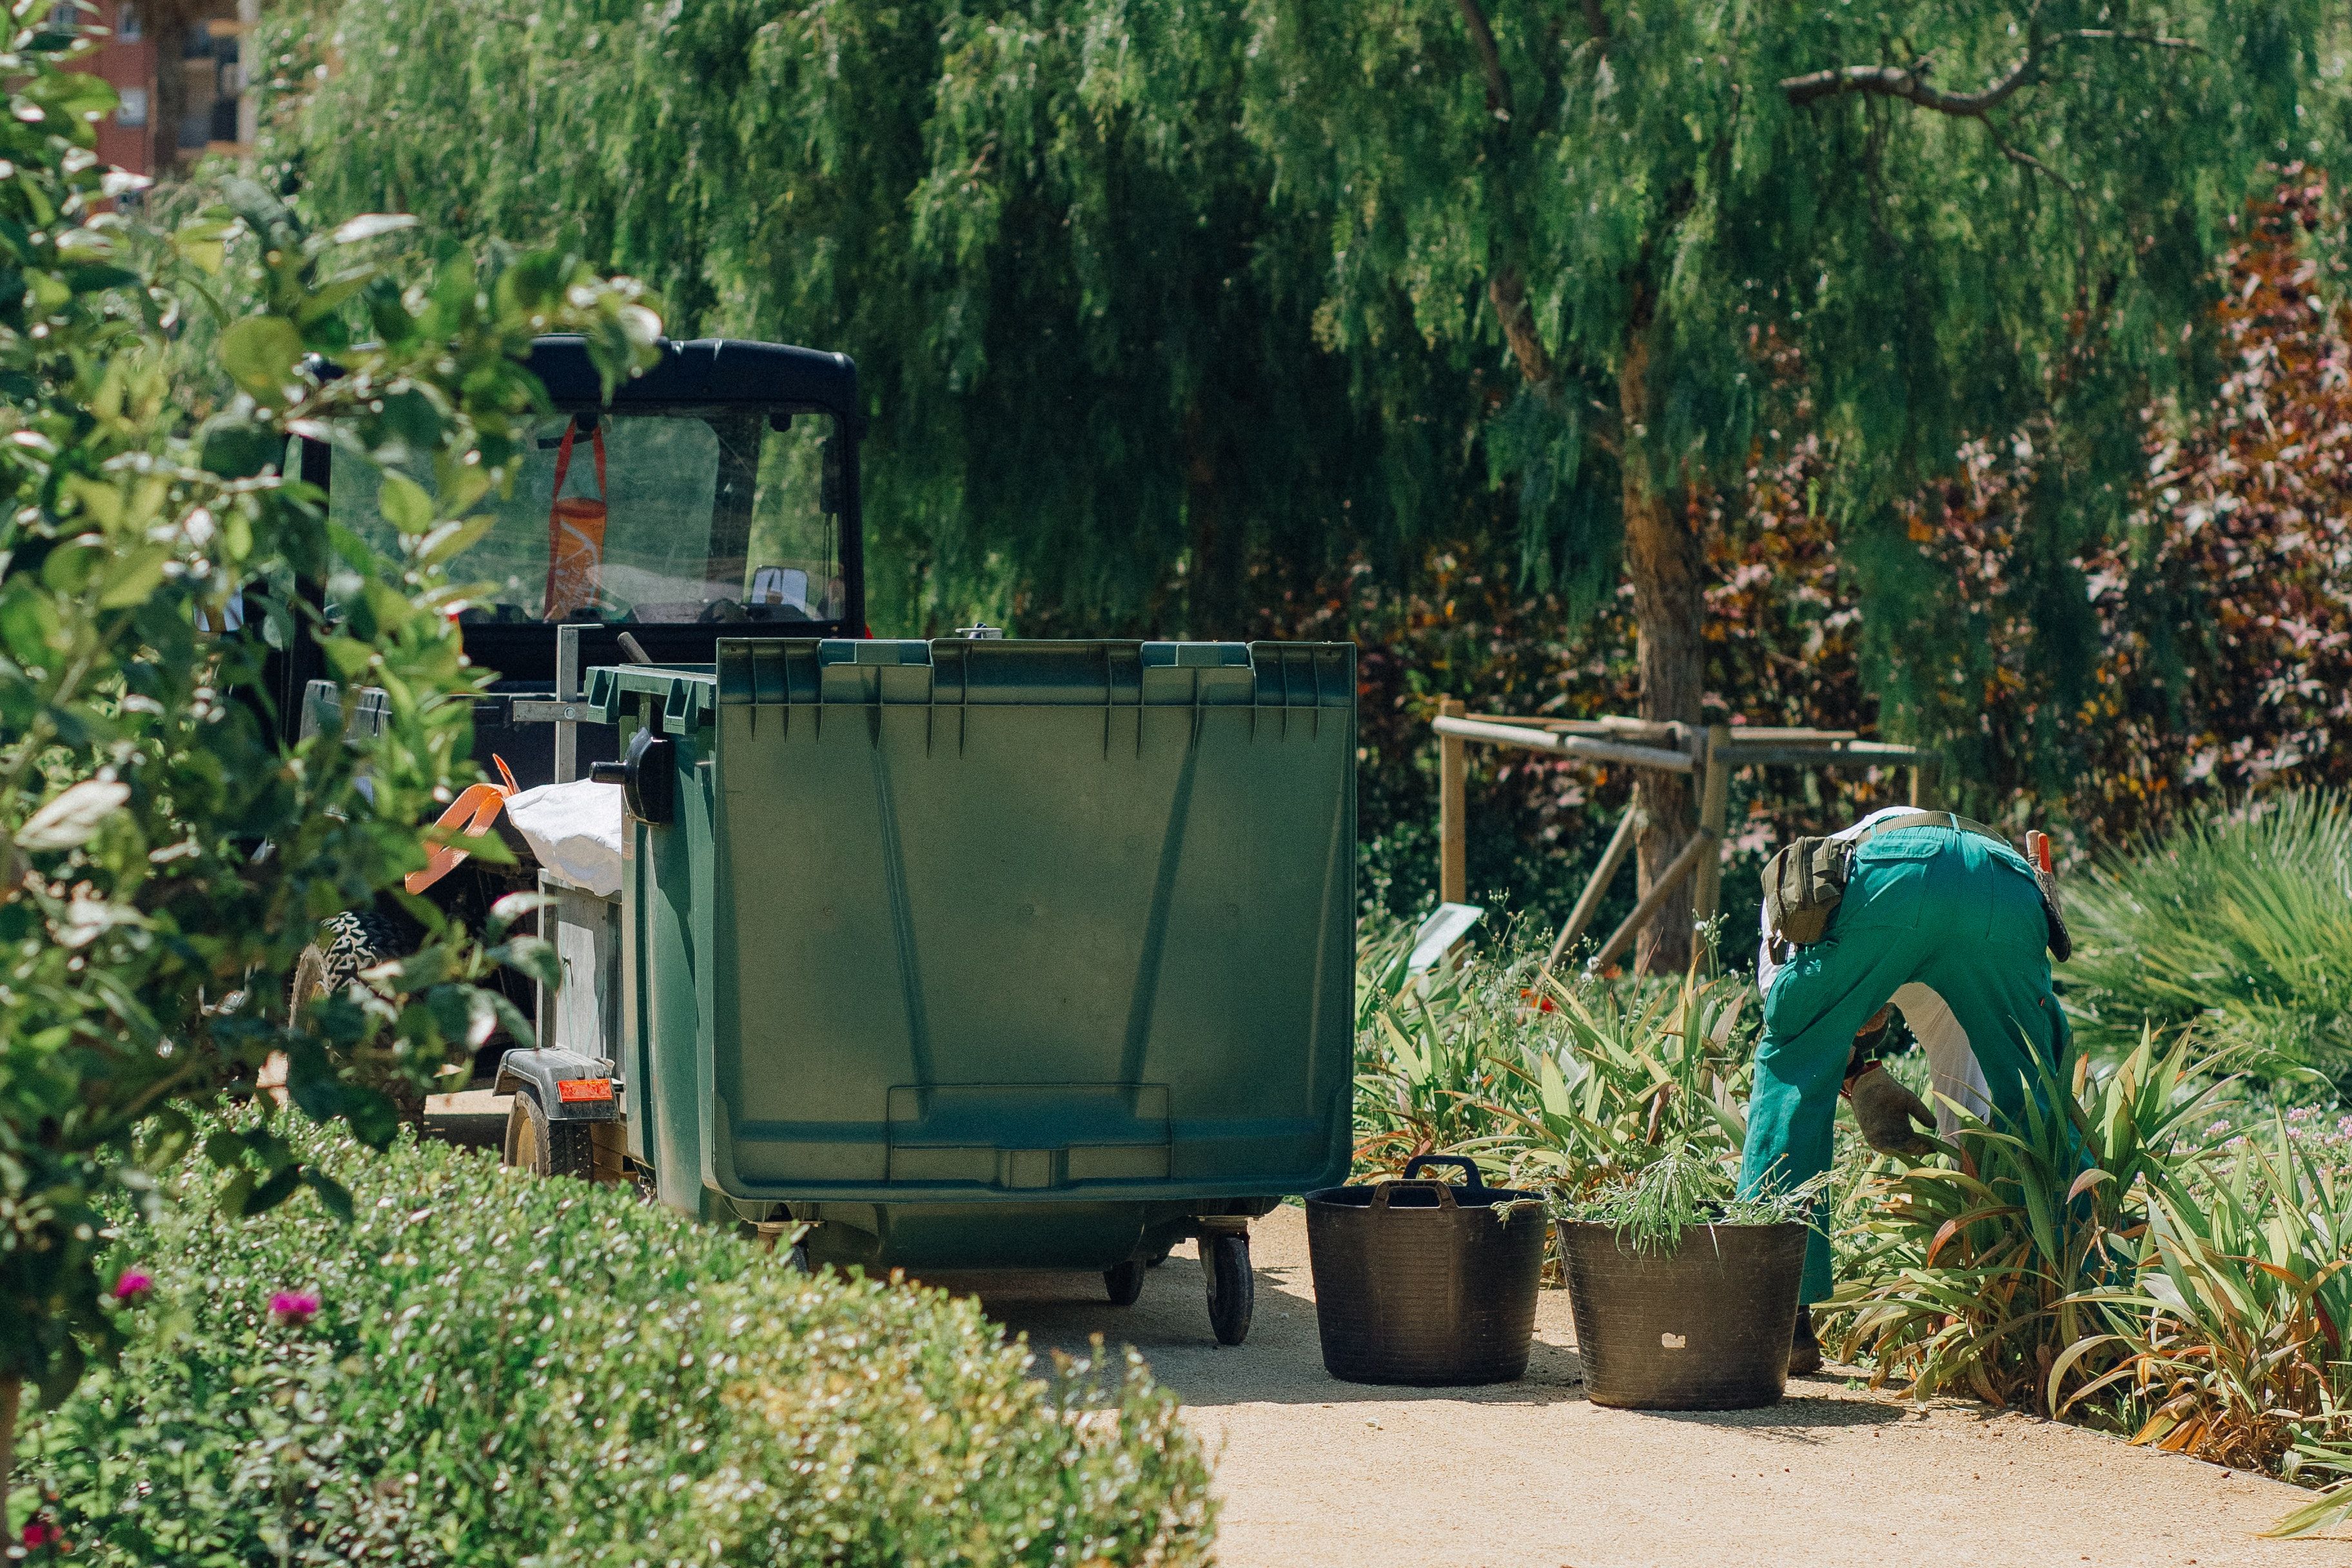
[1737,825,2070,1304]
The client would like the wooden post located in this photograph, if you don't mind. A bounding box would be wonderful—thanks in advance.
[1437,697,1467,906]
[1545,805,1644,970]
[1908,754,1939,810]
[1589,830,1711,974]
[1690,723,1731,930]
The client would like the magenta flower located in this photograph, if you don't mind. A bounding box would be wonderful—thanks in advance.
[268,1289,321,1327]
[112,1269,153,1305]
[21,1519,59,1547]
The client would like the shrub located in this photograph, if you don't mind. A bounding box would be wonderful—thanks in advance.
[1352,914,1754,1190]
[1830,1030,2352,1536]
[2066,791,2352,1083]
[12,1127,1215,1566]
[1828,1032,2220,1414]
[0,8,658,1465]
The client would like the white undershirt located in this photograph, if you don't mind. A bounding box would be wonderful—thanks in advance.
[1756,810,1994,1132]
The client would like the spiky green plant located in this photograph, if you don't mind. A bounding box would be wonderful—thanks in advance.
[2067,792,2352,1082]
[1351,915,1753,1186]
[2044,1112,2352,1507]
[1828,1031,2226,1413]
[1560,1141,1822,1255]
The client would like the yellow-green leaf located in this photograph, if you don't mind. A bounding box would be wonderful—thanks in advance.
[219,315,306,400]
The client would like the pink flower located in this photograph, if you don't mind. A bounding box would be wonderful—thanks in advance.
[268,1289,320,1327]
[21,1519,59,1547]
[112,1269,153,1305]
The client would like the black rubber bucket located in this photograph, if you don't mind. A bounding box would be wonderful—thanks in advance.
[1556,1219,1808,1409]
[1306,1155,1547,1386]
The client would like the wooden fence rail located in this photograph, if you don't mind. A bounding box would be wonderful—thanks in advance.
[1434,708,1941,970]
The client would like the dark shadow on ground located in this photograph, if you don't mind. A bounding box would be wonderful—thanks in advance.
[928,1250,1589,1409]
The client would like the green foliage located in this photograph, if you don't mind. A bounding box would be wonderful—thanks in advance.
[1352,915,1754,1188]
[1830,1032,2219,1413]
[2102,1115,2352,1474]
[1828,1032,2352,1535]
[0,14,660,1409]
[14,1124,1214,1565]
[1559,1141,1818,1255]
[266,0,1429,639]
[2067,791,2352,1081]
[269,0,2331,729]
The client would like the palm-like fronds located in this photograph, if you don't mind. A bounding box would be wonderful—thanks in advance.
[2068,791,2352,1081]
[1350,918,1752,1188]
[1829,1031,2226,1413]
[2092,1115,2352,1478]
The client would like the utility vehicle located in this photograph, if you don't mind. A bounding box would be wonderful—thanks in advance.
[297,338,1355,1344]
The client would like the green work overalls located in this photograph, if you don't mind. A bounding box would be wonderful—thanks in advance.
[1737,824,2069,1305]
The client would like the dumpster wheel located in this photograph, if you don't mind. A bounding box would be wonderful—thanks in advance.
[1104,1259,1146,1306]
[1203,1231,1253,1345]
[504,1089,595,1181]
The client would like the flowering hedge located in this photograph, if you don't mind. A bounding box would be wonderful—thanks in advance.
[10,1128,1215,1566]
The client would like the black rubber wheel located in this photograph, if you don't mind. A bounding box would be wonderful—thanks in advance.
[504,1090,595,1180]
[1105,1259,1147,1306]
[1204,1231,1253,1346]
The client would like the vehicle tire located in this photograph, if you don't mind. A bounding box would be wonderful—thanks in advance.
[1204,1231,1253,1346]
[287,910,409,1023]
[1104,1259,1147,1306]
[504,1089,595,1180]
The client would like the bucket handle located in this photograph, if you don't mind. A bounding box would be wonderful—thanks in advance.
[1402,1153,1487,1189]
[1371,1153,1488,1209]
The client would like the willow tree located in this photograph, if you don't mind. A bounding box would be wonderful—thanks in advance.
[271,0,1459,637]
[1209,0,2320,966]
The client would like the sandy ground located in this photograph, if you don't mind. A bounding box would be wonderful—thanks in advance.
[950,1204,2352,1568]
[416,1100,2352,1567]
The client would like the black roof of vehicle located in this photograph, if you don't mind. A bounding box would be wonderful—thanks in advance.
[525,336,859,415]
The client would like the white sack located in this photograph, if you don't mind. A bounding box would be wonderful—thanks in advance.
[505,778,625,897]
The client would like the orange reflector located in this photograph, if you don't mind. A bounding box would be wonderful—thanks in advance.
[556,1078,613,1103]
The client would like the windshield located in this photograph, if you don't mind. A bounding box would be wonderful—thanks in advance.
[330,407,845,625]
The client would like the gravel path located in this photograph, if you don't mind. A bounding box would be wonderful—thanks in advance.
[961,1204,2352,1568]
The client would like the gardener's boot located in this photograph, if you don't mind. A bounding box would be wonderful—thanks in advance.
[1789,1305,1823,1377]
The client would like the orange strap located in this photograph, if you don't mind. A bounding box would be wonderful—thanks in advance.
[549,418,607,505]
[405,756,520,896]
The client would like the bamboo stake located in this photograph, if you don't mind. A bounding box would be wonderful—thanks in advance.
[1546,805,1645,970]
[1587,830,1712,974]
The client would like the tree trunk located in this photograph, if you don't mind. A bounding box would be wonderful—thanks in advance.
[150,8,193,172]
[1618,313,1705,974]
[1182,404,1245,639]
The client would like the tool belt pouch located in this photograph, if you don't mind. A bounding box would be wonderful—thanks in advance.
[1762,836,1850,946]
[2034,867,2072,962]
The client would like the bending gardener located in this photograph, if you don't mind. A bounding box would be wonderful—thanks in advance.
[1739,807,2070,1374]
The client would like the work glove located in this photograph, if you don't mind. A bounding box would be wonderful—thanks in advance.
[1847,1063,1935,1157]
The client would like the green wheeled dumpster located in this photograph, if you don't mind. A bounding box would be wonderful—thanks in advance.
[585,636,1355,1343]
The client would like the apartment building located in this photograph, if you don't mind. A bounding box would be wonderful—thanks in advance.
[81,0,260,179]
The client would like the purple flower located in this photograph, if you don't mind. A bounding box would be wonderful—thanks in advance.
[268,1289,320,1327]
[112,1269,153,1305]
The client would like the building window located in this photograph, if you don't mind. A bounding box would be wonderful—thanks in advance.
[115,2,141,41]
[43,1,77,36]
[117,85,146,126]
